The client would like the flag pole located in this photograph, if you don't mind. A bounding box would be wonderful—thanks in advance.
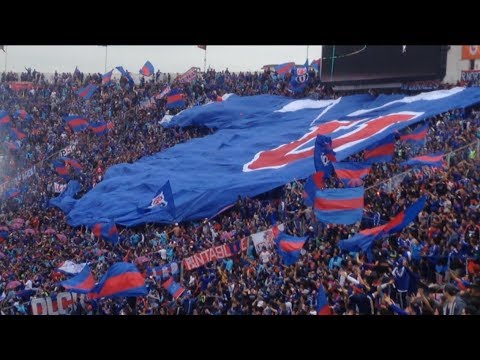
[204,48,207,73]
[4,46,7,74]
[104,46,108,73]
[330,45,335,82]
[306,45,309,63]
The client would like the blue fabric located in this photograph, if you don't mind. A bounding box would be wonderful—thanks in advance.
[49,180,81,214]
[66,89,480,226]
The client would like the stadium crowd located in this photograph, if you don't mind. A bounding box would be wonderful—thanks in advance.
[0,66,479,315]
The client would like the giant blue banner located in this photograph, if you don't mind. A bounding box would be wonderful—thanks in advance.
[67,88,480,226]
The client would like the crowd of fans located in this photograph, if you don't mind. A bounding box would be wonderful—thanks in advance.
[0,66,479,315]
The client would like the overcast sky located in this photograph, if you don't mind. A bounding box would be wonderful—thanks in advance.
[1,46,323,74]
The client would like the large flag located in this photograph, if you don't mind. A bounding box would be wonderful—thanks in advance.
[64,115,89,133]
[14,109,32,121]
[0,111,11,126]
[76,84,98,100]
[49,180,82,214]
[140,61,154,77]
[338,224,386,254]
[166,89,185,109]
[4,188,20,199]
[274,62,295,76]
[116,66,135,86]
[9,128,26,141]
[303,171,326,207]
[147,262,179,280]
[58,260,87,275]
[316,284,332,315]
[363,134,395,163]
[275,232,308,266]
[89,262,148,299]
[162,277,185,300]
[333,162,371,187]
[400,152,445,169]
[314,187,364,225]
[92,221,119,245]
[53,158,82,180]
[58,264,95,294]
[382,196,427,235]
[399,124,428,145]
[89,121,108,136]
[314,135,336,179]
[65,88,480,227]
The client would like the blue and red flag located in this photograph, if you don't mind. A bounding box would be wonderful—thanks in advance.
[53,157,82,179]
[274,232,308,266]
[64,115,89,132]
[116,66,135,86]
[314,134,336,177]
[147,262,179,280]
[338,224,386,254]
[314,187,364,225]
[303,171,326,206]
[89,262,148,299]
[14,109,32,121]
[162,277,185,300]
[166,89,185,109]
[382,196,427,236]
[140,61,154,77]
[92,221,119,245]
[76,84,98,100]
[5,141,20,151]
[316,283,332,315]
[333,162,371,187]
[311,59,322,72]
[59,264,95,294]
[89,121,108,136]
[363,134,395,163]
[400,124,428,145]
[102,70,113,84]
[4,188,21,199]
[400,152,445,169]
[0,111,11,127]
[9,128,26,141]
[274,62,295,76]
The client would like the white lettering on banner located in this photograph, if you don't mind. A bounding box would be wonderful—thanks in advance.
[183,237,248,271]
[31,292,85,315]
[59,143,77,158]
[251,224,284,254]
[177,67,199,84]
